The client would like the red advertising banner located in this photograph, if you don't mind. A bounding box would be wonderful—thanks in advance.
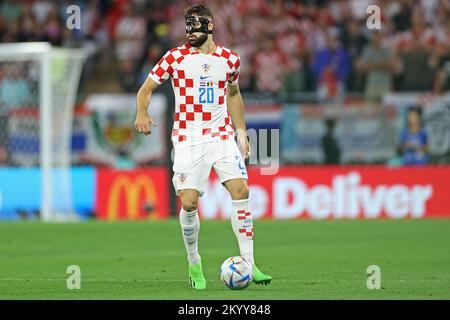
[198,166,450,220]
[96,167,170,220]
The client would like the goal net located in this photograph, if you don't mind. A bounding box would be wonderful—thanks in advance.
[0,43,85,222]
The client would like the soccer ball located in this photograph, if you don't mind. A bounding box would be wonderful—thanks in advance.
[220,256,252,290]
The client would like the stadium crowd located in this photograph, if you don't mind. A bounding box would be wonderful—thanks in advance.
[1,0,450,100]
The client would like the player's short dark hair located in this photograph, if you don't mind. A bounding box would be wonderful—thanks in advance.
[185,4,214,20]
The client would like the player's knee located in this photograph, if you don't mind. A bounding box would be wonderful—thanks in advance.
[230,183,249,200]
[181,199,198,212]
[179,190,199,212]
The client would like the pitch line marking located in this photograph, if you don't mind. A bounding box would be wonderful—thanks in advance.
[1,278,449,283]
[0,278,187,282]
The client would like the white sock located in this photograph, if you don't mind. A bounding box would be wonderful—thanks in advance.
[179,208,200,265]
[231,199,254,266]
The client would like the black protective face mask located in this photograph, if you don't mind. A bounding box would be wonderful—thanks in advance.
[185,15,213,35]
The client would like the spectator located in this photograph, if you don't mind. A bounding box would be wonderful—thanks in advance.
[1,0,449,96]
[275,16,306,92]
[340,18,368,91]
[0,0,22,24]
[313,27,350,104]
[309,7,334,53]
[31,0,53,25]
[253,38,288,93]
[1,16,20,42]
[356,31,397,102]
[0,63,32,110]
[19,4,38,42]
[391,0,413,32]
[398,107,429,165]
[397,37,435,91]
[40,5,63,46]
[396,8,437,91]
[432,20,450,93]
[433,54,450,93]
[114,2,147,91]
[115,3,147,63]
[321,117,341,165]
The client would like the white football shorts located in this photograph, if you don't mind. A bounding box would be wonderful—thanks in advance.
[172,139,248,196]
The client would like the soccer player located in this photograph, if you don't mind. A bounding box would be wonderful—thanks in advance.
[134,4,272,289]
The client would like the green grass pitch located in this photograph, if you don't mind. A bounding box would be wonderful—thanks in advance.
[0,219,449,299]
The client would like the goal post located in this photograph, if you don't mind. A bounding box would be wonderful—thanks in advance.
[0,42,86,222]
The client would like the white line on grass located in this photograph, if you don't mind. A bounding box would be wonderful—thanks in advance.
[1,278,449,283]
[0,278,186,282]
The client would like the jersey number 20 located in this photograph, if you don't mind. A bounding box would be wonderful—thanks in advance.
[199,88,214,103]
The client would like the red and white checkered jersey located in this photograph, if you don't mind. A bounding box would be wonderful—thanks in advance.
[148,43,241,146]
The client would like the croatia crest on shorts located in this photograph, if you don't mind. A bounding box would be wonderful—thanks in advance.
[178,173,187,183]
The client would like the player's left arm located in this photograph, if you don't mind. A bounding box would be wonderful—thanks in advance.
[227,83,250,159]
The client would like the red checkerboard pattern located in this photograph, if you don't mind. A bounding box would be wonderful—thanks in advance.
[201,116,234,141]
[171,67,199,142]
[239,227,254,239]
[213,46,241,85]
[149,43,241,145]
[149,47,192,84]
[237,209,253,239]
[237,209,252,220]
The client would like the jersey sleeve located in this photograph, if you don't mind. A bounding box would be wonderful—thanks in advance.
[148,50,175,84]
[227,53,241,86]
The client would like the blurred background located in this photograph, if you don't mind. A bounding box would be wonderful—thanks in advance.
[0,0,450,221]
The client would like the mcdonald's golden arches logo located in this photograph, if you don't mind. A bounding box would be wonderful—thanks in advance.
[107,174,158,221]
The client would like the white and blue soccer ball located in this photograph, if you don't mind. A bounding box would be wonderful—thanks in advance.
[220,256,252,290]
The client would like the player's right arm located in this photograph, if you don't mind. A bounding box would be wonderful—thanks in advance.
[135,49,174,135]
[135,77,159,135]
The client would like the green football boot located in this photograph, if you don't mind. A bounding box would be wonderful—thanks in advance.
[253,265,272,285]
[188,259,206,290]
